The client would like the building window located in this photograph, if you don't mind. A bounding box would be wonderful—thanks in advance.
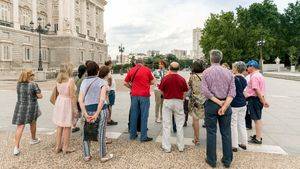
[76,26,80,33]
[42,48,48,61]
[0,2,10,22]
[38,12,47,27]
[1,44,12,61]
[87,3,89,10]
[24,47,31,61]
[87,30,90,36]
[20,7,32,26]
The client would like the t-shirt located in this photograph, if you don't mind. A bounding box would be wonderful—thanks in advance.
[159,73,188,100]
[231,75,247,107]
[246,71,266,97]
[80,76,108,105]
[124,64,154,97]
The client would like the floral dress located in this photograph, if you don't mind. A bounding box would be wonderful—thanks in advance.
[188,73,205,119]
[12,82,41,125]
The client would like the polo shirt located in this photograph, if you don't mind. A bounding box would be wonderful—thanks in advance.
[125,64,154,97]
[246,71,266,97]
[159,73,188,100]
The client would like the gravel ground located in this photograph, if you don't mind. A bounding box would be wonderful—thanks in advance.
[0,131,299,169]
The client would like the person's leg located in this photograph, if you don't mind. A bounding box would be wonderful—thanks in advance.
[129,96,139,139]
[55,126,63,152]
[172,114,177,133]
[62,127,72,153]
[205,100,218,166]
[184,99,189,126]
[154,90,160,121]
[238,106,248,147]
[83,140,91,159]
[173,100,185,151]
[192,116,200,143]
[15,124,25,148]
[162,100,172,151]
[99,110,108,158]
[245,108,252,129]
[231,108,238,149]
[255,120,263,139]
[140,97,150,141]
[30,121,37,140]
[218,107,233,166]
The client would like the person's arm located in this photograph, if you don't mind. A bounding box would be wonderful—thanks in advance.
[78,91,90,122]
[33,83,43,99]
[91,85,107,120]
[124,70,132,89]
[149,71,155,85]
[255,89,269,108]
[218,74,236,115]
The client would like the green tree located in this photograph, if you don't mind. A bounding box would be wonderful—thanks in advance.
[288,46,298,66]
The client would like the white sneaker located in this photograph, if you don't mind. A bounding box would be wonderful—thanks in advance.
[30,138,41,145]
[156,119,162,123]
[13,147,20,156]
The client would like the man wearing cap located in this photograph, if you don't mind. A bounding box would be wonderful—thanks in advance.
[201,49,236,168]
[159,62,188,153]
[246,60,269,144]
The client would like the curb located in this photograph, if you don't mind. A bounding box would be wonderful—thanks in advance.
[264,73,300,81]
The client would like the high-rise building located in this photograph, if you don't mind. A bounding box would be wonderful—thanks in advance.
[0,0,108,71]
[147,50,160,57]
[193,28,204,60]
[171,49,187,59]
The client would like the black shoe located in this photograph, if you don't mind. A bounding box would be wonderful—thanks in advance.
[141,137,153,142]
[72,127,80,133]
[205,159,216,168]
[238,144,247,150]
[107,120,118,126]
[221,158,231,168]
[232,148,238,152]
[183,122,187,127]
[249,137,262,144]
[246,127,252,130]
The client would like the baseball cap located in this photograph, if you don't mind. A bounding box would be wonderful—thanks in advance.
[246,60,259,69]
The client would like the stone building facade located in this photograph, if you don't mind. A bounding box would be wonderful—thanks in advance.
[0,0,108,71]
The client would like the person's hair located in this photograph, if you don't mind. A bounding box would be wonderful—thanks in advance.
[85,60,92,67]
[86,61,99,76]
[210,49,223,63]
[169,63,180,72]
[77,65,87,78]
[192,60,206,73]
[98,66,111,79]
[222,63,230,69]
[159,60,167,68]
[18,69,34,83]
[57,63,73,83]
[135,58,144,64]
[104,60,112,66]
[233,61,247,74]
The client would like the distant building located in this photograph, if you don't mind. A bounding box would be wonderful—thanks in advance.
[128,53,147,60]
[147,50,160,57]
[171,49,187,59]
[193,28,204,60]
[116,54,130,64]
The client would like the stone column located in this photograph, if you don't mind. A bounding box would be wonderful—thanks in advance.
[81,0,87,35]
[47,0,53,31]
[32,0,37,26]
[12,0,20,29]
[58,0,76,36]
[91,4,96,37]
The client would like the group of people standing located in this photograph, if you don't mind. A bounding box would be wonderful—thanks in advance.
[125,49,269,168]
[11,48,269,167]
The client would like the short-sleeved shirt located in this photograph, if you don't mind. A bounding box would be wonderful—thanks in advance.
[159,73,188,100]
[231,75,247,107]
[80,76,108,105]
[125,64,154,97]
[246,71,266,97]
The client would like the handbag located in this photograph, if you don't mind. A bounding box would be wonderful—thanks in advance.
[50,86,59,105]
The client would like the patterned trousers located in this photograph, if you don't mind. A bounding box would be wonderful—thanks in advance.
[83,109,108,158]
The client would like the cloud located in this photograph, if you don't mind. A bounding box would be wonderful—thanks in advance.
[104,0,297,58]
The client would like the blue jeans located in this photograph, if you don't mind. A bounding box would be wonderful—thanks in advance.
[130,96,150,141]
[204,100,233,166]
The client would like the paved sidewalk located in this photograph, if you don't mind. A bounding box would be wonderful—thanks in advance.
[264,71,300,81]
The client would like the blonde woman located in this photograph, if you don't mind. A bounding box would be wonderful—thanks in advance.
[52,64,77,154]
[12,69,43,155]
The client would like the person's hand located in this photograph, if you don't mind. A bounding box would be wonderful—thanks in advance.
[263,101,270,108]
[218,106,227,116]
[91,113,99,121]
[218,101,225,107]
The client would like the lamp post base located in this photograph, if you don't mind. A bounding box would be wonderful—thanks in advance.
[36,71,47,82]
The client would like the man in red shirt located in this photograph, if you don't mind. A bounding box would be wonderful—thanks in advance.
[159,62,188,153]
[124,58,155,142]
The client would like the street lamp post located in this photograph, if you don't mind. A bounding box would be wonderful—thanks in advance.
[30,17,51,72]
[119,44,125,75]
[257,35,265,73]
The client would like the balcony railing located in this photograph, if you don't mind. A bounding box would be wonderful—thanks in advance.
[78,33,86,38]
[89,36,95,41]
[0,20,14,28]
[20,25,32,31]
[98,39,104,43]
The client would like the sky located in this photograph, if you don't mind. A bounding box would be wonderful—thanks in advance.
[104,0,297,59]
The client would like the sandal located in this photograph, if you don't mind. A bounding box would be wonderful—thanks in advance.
[54,148,62,154]
[106,138,113,144]
[84,156,92,162]
[100,154,114,163]
[62,149,76,155]
[192,139,200,146]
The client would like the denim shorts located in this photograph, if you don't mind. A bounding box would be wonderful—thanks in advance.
[247,97,263,120]
[108,90,116,106]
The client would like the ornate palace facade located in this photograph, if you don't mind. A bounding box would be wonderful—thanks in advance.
[0,0,108,71]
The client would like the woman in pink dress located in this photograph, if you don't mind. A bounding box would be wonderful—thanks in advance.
[53,64,77,154]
